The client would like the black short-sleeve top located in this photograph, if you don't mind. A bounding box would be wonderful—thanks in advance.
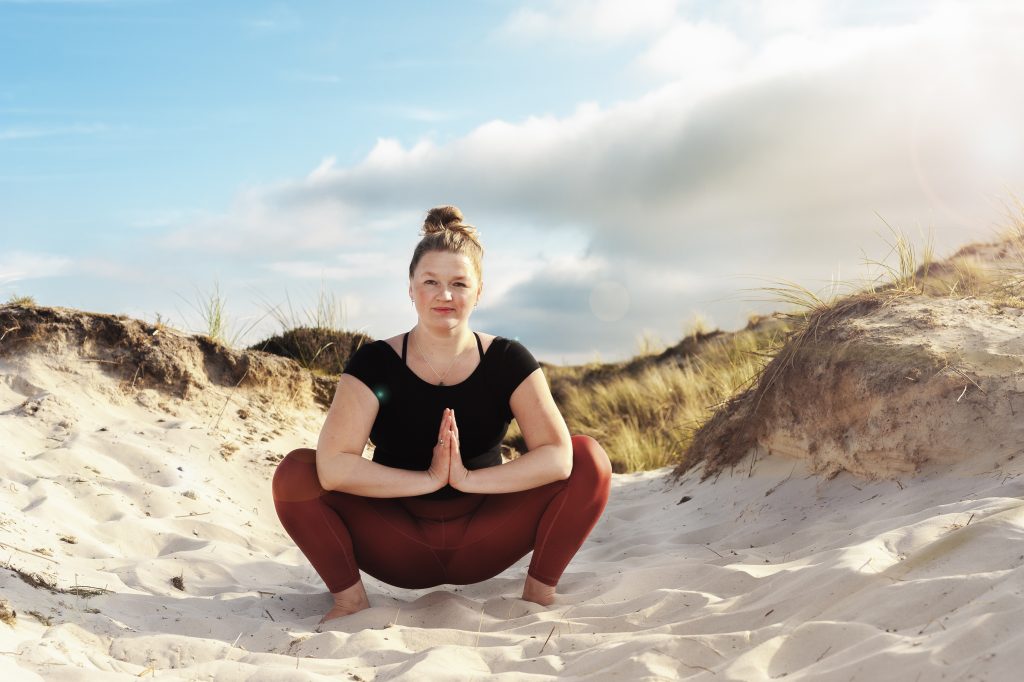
[341,333,541,499]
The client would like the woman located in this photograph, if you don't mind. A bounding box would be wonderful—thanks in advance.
[272,205,612,625]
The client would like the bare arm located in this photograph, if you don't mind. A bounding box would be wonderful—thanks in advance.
[452,369,572,495]
[316,374,445,498]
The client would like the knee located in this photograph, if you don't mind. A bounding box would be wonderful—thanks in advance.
[569,435,612,490]
[271,448,324,503]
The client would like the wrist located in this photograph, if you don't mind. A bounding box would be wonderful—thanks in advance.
[452,468,473,493]
[426,469,445,492]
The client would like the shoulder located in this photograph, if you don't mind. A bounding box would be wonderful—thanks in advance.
[343,339,394,378]
[380,334,405,358]
[347,338,391,360]
[476,331,497,354]
[473,331,530,359]
[483,334,540,381]
[484,334,534,358]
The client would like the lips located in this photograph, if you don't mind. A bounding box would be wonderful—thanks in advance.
[433,307,455,313]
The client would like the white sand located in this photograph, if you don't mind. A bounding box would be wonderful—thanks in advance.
[3,333,1024,682]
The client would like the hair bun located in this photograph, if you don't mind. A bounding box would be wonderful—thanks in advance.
[422,205,465,235]
[410,204,484,278]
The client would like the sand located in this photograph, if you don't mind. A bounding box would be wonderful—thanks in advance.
[2,285,1023,680]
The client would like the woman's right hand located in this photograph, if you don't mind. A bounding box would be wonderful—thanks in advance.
[427,408,454,489]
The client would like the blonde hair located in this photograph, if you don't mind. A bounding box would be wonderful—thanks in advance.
[408,205,484,282]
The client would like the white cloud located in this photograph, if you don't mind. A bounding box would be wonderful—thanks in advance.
[500,8,552,38]
[149,1,1024,359]
[473,250,719,360]
[75,257,151,281]
[0,123,107,141]
[157,185,364,255]
[266,251,405,281]
[635,20,749,79]
[308,157,337,181]
[0,251,72,281]
[499,0,682,42]
[293,11,1020,259]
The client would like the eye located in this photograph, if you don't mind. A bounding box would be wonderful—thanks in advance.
[424,279,437,285]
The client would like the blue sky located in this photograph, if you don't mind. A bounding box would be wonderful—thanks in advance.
[2,0,1023,363]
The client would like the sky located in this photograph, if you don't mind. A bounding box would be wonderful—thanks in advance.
[2,0,1023,364]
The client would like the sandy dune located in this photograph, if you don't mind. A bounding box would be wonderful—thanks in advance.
[2,285,1023,680]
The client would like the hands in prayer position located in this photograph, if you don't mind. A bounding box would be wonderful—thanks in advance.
[427,408,471,491]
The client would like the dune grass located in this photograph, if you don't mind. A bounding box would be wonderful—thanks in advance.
[5,293,36,307]
[174,279,366,371]
[501,316,792,473]
[159,278,372,376]
[250,281,371,375]
[257,278,350,333]
[175,279,269,347]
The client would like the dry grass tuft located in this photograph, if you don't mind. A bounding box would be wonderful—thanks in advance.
[1,560,111,597]
[1,598,16,626]
[250,326,371,376]
[251,281,371,374]
[177,279,270,347]
[5,293,36,307]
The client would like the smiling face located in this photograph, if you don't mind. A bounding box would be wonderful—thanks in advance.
[409,250,482,332]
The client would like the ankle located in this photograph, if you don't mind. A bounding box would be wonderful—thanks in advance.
[318,581,370,628]
[332,580,370,607]
[522,574,557,606]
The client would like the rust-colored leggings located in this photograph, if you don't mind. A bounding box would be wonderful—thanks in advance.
[272,436,612,593]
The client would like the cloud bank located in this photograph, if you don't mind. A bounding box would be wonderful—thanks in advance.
[153,1,1024,361]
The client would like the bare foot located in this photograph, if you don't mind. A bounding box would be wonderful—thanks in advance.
[318,580,371,628]
[522,575,556,606]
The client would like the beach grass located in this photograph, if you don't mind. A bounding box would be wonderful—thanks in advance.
[250,281,371,375]
[176,279,268,347]
[5,293,36,307]
[257,278,350,334]
[503,315,793,473]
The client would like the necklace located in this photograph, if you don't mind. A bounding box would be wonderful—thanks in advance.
[412,329,470,386]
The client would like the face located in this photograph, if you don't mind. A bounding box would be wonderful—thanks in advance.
[409,250,482,331]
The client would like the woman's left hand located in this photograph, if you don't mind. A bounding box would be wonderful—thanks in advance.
[447,409,471,490]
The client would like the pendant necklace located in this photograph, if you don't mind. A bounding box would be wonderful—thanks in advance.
[413,330,468,386]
